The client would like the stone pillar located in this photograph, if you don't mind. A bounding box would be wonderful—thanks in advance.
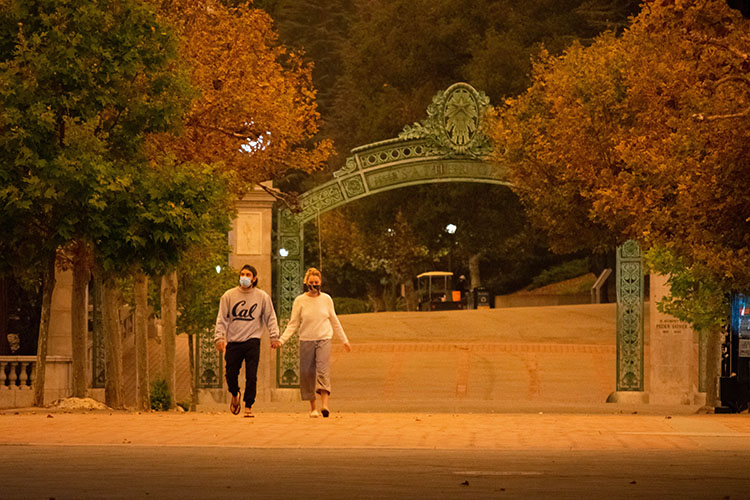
[648,273,703,406]
[48,269,73,358]
[46,268,73,403]
[206,186,276,405]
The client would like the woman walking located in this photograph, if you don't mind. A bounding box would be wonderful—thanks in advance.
[273,267,351,417]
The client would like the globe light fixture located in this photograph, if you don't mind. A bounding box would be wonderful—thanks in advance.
[215,265,221,274]
[279,248,289,257]
[445,223,457,234]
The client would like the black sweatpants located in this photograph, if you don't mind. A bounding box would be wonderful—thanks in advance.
[224,338,261,409]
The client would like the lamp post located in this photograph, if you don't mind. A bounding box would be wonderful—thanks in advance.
[445,223,457,272]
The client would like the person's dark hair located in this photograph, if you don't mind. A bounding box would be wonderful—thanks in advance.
[240,264,258,287]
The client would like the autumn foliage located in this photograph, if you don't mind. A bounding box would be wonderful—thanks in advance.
[149,0,332,191]
[491,0,750,290]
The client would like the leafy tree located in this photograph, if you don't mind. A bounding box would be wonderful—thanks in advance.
[317,205,431,311]
[317,184,552,309]
[0,0,192,406]
[328,0,640,156]
[150,0,332,192]
[489,33,630,256]
[254,0,355,120]
[266,0,640,302]
[613,0,750,290]
[144,0,333,406]
[490,0,750,405]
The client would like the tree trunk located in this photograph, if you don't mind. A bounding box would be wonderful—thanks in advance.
[383,282,399,311]
[161,271,177,409]
[71,242,91,398]
[188,333,196,411]
[403,280,417,311]
[33,253,56,407]
[468,253,482,289]
[366,281,385,312]
[91,267,105,390]
[103,280,123,409]
[704,328,723,410]
[134,272,150,411]
[0,275,11,355]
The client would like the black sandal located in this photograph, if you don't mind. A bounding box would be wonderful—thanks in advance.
[230,394,241,415]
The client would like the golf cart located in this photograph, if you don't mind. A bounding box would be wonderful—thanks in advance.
[417,271,463,311]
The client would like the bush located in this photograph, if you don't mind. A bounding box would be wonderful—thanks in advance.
[333,297,373,315]
[150,379,171,411]
[529,258,590,290]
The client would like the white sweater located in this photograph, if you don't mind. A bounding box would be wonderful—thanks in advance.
[279,292,349,345]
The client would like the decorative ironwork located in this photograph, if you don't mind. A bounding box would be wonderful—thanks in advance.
[365,159,505,191]
[276,319,300,388]
[197,328,222,389]
[616,240,644,391]
[399,82,492,158]
[274,82,508,388]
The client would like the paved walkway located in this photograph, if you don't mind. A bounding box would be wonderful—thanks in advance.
[3,410,750,451]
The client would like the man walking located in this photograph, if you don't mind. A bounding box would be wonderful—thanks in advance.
[215,264,279,417]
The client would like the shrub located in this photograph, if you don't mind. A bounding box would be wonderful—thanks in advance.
[333,297,373,315]
[150,379,171,411]
[529,258,590,290]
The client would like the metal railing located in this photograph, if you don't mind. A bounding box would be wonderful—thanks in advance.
[590,268,612,304]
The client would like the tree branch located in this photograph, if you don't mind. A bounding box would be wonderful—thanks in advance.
[695,37,750,62]
[191,122,261,141]
[693,107,750,121]
[256,183,301,212]
[714,74,750,90]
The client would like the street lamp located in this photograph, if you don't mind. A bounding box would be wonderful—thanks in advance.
[445,223,457,272]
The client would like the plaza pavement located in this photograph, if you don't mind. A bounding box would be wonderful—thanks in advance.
[3,303,746,451]
[3,304,750,499]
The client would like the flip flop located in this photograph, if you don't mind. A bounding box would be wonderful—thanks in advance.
[230,395,241,415]
[244,408,254,418]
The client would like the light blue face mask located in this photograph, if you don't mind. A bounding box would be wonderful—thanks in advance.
[239,276,254,288]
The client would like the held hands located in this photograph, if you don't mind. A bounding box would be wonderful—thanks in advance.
[271,340,282,350]
[216,340,226,353]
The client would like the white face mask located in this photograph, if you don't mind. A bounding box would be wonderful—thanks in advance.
[239,276,253,288]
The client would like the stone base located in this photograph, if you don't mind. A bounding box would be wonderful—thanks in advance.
[271,388,300,403]
[198,388,227,404]
[606,391,650,404]
[87,388,105,404]
[649,392,706,406]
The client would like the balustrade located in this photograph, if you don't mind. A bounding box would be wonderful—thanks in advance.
[0,356,35,390]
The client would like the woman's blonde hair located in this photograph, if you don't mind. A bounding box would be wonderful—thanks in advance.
[304,267,322,284]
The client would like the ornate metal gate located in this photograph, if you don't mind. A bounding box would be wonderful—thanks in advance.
[273,82,644,392]
[274,82,510,387]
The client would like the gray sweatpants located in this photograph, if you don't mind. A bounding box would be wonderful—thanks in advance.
[299,339,332,401]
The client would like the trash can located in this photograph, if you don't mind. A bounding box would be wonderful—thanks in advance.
[472,287,491,309]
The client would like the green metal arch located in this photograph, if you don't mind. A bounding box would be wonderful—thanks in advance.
[273,83,511,387]
[272,82,644,400]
